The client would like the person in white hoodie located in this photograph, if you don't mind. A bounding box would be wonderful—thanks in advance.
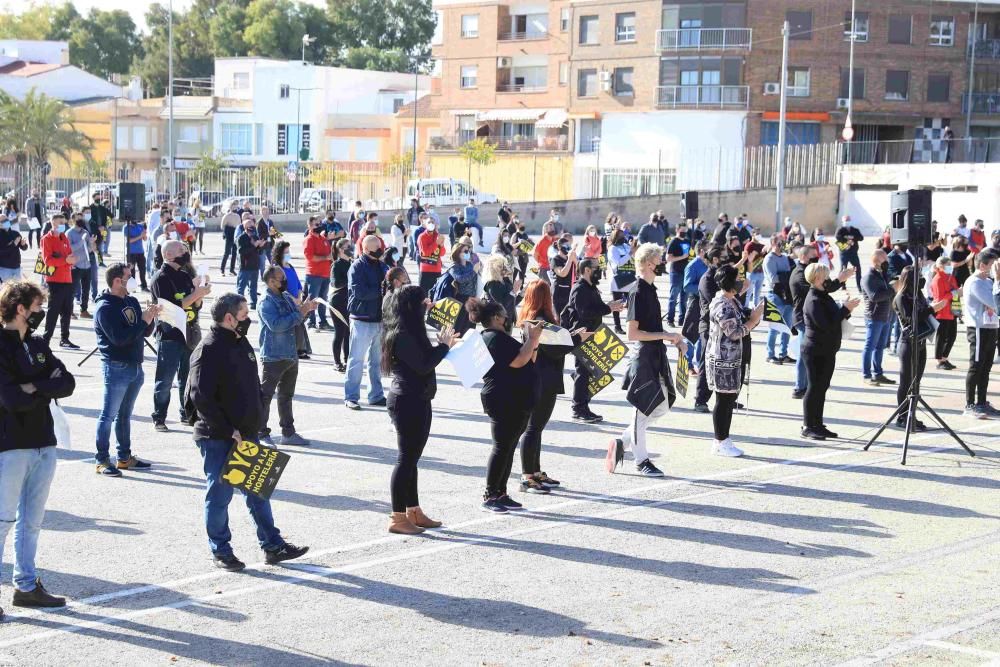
[962,250,1000,418]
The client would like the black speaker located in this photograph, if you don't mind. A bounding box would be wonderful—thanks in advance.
[680,191,699,221]
[890,189,933,246]
[118,182,145,223]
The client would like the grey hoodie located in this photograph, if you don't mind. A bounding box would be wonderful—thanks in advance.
[963,273,998,330]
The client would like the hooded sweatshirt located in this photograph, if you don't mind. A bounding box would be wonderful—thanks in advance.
[93,291,154,364]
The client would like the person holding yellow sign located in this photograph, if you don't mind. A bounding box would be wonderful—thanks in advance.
[607,243,687,478]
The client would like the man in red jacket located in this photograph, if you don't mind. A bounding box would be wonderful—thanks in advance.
[40,214,80,349]
[302,216,333,330]
[416,216,446,293]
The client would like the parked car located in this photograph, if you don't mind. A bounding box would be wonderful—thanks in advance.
[211,195,278,218]
[298,188,344,213]
[46,190,67,211]
[70,183,115,210]
[405,178,498,208]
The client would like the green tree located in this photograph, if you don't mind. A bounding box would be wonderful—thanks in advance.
[68,9,142,78]
[191,152,228,189]
[339,46,411,73]
[457,138,495,187]
[327,0,434,70]
[0,3,54,40]
[209,3,249,57]
[244,0,335,60]
[46,2,81,41]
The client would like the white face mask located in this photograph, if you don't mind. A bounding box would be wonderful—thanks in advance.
[816,234,825,242]
[126,277,138,293]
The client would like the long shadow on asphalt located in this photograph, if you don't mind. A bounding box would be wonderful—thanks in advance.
[292,438,487,479]
[246,570,662,648]
[42,510,144,536]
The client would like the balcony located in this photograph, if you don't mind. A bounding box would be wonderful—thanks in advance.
[175,139,210,158]
[970,38,1000,60]
[655,85,749,109]
[429,134,569,152]
[962,92,1000,114]
[656,28,752,52]
[496,84,548,93]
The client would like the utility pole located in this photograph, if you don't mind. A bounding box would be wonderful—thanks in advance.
[168,0,174,200]
[775,20,790,231]
[845,0,857,162]
[966,1,980,143]
[412,67,419,177]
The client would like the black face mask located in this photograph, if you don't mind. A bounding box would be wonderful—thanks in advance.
[235,317,252,338]
[807,257,820,265]
[369,248,384,260]
[918,277,927,291]
[880,261,889,273]
[176,252,191,266]
[26,309,45,333]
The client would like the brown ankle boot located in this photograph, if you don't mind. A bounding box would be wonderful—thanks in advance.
[406,506,442,529]
[388,512,425,535]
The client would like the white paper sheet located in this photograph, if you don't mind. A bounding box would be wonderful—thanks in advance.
[445,328,494,388]
[157,299,189,342]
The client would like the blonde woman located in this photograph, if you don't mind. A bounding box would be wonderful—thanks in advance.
[483,254,520,333]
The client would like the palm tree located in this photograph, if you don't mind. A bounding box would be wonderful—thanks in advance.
[0,89,94,197]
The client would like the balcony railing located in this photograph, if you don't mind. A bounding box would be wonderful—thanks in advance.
[496,84,547,93]
[840,138,1000,165]
[656,27,752,51]
[656,85,749,109]
[498,28,548,41]
[962,92,1000,114]
[969,38,1000,60]
[429,134,569,152]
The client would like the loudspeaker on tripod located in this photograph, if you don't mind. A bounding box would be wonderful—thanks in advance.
[118,182,146,223]
[680,191,699,221]
[890,189,933,246]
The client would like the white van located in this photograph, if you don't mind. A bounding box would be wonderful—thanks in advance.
[405,179,498,208]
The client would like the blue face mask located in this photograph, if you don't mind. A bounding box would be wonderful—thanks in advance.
[57,224,67,234]
[462,252,471,262]
[1,221,10,231]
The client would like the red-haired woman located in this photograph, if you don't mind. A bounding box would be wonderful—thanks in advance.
[516,280,591,493]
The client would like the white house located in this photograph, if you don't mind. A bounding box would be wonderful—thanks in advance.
[0,40,121,104]
[211,58,431,165]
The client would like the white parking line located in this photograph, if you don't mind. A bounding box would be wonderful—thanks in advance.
[921,640,1000,660]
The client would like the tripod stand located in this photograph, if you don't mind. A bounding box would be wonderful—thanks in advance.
[864,248,976,464]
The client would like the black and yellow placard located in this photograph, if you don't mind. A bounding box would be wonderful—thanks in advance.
[573,324,628,377]
[598,254,607,270]
[952,293,962,315]
[221,440,290,500]
[33,253,55,277]
[587,370,615,397]
[517,238,535,254]
[762,298,791,334]
[426,297,464,331]
[675,353,689,398]
[836,240,852,252]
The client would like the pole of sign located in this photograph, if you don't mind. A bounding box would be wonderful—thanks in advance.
[775,20,790,232]
[168,0,174,201]
[845,0,856,164]
[412,66,419,177]
[966,1,980,144]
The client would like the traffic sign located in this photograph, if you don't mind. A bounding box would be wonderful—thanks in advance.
[287,171,297,183]
[286,161,298,173]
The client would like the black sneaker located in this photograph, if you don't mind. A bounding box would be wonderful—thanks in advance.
[213,553,246,572]
[264,543,309,565]
[497,494,524,510]
[369,397,388,407]
[59,340,80,350]
[535,472,560,488]
[693,403,710,414]
[766,357,784,365]
[153,422,169,433]
[792,389,806,399]
[817,426,839,439]
[519,478,550,494]
[95,460,122,477]
[874,374,896,385]
[801,427,826,441]
[571,411,602,424]
[896,418,927,432]
[635,459,665,477]
[780,355,796,364]
[11,579,65,608]
[481,495,508,513]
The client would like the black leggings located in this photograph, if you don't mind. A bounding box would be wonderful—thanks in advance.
[802,348,837,429]
[897,339,927,408]
[935,318,957,360]
[387,395,432,513]
[195,228,205,252]
[484,405,531,497]
[966,327,997,406]
[712,392,738,440]
[519,389,558,475]
[331,303,349,365]
[127,252,147,289]
[612,291,626,329]
[221,227,236,273]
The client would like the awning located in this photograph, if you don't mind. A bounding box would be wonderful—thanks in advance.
[476,108,546,122]
[536,109,568,128]
[762,111,830,122]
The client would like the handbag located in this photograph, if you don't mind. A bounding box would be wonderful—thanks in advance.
[50,401,71,448]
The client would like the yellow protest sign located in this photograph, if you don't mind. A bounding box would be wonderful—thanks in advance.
[426,297,464,331]
[221,440,290,500]
[33,253,55,277]
[587,371,615,397]
[762,298,791,334]
[573,324,628,377]
[675,354,689,398]
[517,238,535,255]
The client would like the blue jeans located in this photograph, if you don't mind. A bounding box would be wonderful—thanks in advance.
[747,272,765,307]
[304,276,330,326]
[667,273,685,324]
[863,319,891,378]
[0,446,56,592]
[0,267,22,282]
[237,269,259,307]
[152,339,190,423]
[889,313,901,351]
[197,438,285,557]
[95,360,144,463]
[766,293,793,359]
[344,319,384,403]
[793,329,808,392]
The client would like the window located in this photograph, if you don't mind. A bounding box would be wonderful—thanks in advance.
[843,11,869,42]
[888,15,911,45]
[131,127,147,151]
[232,72,249,90]
[178,125,198,142]
[927,72,950,102]
[839,67,865,99]
[930,16,954,46]
[460,65,477,89]
[279,84,289,99]
[254,123,264,155]
[559,62,569,86]
[613,67,634,96]
[578,68,597,97]
[579,119,601,153]
[500,122,535,139]
[432,10,443,45]
[457,114,476,143]
[355,138,378,161]
[115,126,128,149]
[392,98,404,113]
[220,123,252,155]
[579,15,599,45]
[150,127,158,150]
[615,13,636,42]
[328,138,351,161]
[461,14,479,38]
[787,67,810,97]
[560,8,570,32]
[885,70,909,100]
[787,11,812,40]
[761,121,820,146]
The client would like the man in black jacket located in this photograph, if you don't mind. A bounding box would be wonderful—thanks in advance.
[790,245,853,398]
[186,293,308,572]
[835,214,864,290]
[0,280,76,612]
[693,247,729,412]
[23,192,44,249]
[861,249,896,386]
[562,258,624,423]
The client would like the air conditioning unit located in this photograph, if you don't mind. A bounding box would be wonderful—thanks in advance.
[159,157,171,168]
[600,80,612,93]
[836,97,850,110]
[598,70,611,83]
[497,57,512,68]
[763,82,780,95]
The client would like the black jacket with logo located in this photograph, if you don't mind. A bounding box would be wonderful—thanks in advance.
[0,329,76,452]
[186,325,262,441]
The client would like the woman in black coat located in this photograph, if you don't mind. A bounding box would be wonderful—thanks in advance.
[801,263,860,441]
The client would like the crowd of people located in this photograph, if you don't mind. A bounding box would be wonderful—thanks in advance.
[0,186,996,617]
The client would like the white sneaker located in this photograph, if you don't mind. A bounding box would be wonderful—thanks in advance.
[713,438,744,458]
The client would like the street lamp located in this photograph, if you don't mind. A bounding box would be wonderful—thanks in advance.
[301,34,316,63]
[844,0,857,156]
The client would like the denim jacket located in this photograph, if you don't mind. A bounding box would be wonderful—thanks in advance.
[258,289,302,361]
